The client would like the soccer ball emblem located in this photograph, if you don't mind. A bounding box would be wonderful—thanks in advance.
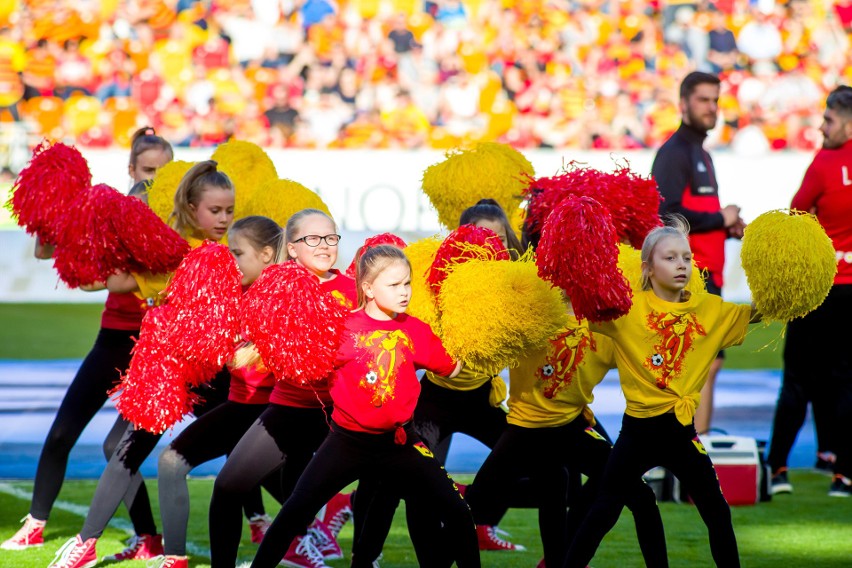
[651,354,664,367]
[541,364,555,377]
[365,371,378,384]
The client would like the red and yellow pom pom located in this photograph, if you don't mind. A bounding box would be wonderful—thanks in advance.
[537,196,632,322]
[422,142,534,229]
[112,194,190,275]
[427,224,509,295]
[242,177,330,228]
[346,233,407,278]
[211,140,278,216]
[147,161,195,223]
[8,140,92,244]
[241,263,349,384]
[403,236,443,333]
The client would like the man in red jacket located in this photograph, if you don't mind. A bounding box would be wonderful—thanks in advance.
[651,71,744,435]
[768,85,852,498]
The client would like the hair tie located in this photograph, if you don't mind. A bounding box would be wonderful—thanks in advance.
[144,128,155,136]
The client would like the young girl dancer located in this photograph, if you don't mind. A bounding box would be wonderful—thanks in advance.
[151,216,286,568]
[565,219,758,568]
[2,128,172,556]
[208,209,357,568]
[47,161,236,568]
[250,245,479,568]
[464,298,666,567]
[354,199,527,563]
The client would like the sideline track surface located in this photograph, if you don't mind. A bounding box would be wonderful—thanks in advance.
[0,361,817,478]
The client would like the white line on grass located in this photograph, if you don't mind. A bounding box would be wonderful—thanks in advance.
[0,482,210,558]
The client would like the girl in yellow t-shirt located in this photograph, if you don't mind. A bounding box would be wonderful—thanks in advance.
[464,303,668,568]
[565,219,758,568]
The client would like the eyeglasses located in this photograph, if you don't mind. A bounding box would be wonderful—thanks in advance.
[293,234,341,247]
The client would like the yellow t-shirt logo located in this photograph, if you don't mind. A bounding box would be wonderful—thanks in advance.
[413,442,434,458]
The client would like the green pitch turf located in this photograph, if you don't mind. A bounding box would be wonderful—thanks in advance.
[0,472,849,567]
[0,303,785,368]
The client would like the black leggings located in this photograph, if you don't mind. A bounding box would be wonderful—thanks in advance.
[769,285,852,473]
[79,370,235,541]
[208,403,332,568]
[466,418,666,568]
[158,401,279,556]
[250,422,480,568]
[354,379,541,562]
[30,328,157,536]
[565,413,739,568]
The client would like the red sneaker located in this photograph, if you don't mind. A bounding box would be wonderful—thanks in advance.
[476,524,526,551]
[48,535,98,568]
[147,555,189,568]
[308,518,343,560]
[1,514,45,550]
[320,492,352,538]
[280,534,331,568]
[249,514,272,544]
[103,533,163,561]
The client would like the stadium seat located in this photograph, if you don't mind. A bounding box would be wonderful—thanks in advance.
[23,96,64,138]
[63,96,102,136]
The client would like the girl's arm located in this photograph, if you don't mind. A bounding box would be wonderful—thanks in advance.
[447,361,463,379]
[34,238,55,259]
[79,281,107,292]
[106,271,140,294]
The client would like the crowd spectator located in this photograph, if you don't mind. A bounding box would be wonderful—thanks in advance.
[1,0,850,152]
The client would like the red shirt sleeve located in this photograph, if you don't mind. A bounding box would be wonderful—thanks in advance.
[791,151,826,211]
[409,317,457,377]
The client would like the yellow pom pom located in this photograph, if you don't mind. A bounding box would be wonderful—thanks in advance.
[147,161,195,223]
[404,236,443,333]
[242,178,330,227]
[422,142,534,229]
[438,253,568,373]
[211,140,278,216]
[741,209,836,322]
[617,243,707,297]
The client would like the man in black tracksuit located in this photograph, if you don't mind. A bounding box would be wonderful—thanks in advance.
[651,71,743,434]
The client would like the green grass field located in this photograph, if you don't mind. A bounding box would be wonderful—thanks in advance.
[2,304,847,567]
[0,472,849,568]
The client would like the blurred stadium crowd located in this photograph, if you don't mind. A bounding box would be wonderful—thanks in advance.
[0,0,850,153]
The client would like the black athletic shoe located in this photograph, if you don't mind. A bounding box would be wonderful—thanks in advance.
[770,469,793,495]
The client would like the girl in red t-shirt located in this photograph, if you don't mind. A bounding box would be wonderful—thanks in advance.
[250,245,480,568]
[2,128,172,556]
[154,215,286,567]
[209,209,357,568]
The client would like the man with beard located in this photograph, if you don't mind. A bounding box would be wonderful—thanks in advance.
[768,85,852,498]
[651,71,744,435]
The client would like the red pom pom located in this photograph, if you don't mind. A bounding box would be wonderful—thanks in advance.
[111,245,242,432]
[163,242,243,378]
[241,263,349,385]
[51,184,189,288]
[524,163,662,249]
[536,196,633,322]
[112,196,189,275]
[345,233,408,278]
[427,225,509,295]
[112,306,199,434]
[8,141,92,244]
